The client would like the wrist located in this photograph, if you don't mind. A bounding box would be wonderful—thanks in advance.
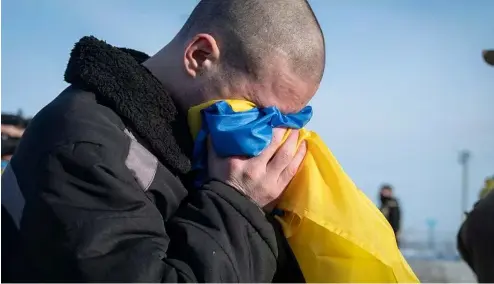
[208,178,265,212]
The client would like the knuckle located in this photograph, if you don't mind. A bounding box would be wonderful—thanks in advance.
[272,128,286,144]
[242,166,260,180]
[228,159,243,171]
[267,188,283,203]
[277,148,292,163]
[270,188,282,199]
[283,139,297,152]
[278,140,297,159]
[285,165,298,178]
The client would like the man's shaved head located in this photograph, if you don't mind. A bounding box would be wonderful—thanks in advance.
[145,0,325,112]
[179,0,325,84]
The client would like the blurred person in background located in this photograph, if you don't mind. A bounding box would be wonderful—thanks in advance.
[1,114,28,171]
[379,184,401,246]
[456,49,494,283]
[1,114,28,281]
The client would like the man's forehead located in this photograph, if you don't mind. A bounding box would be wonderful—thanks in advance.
[254,57,319,113]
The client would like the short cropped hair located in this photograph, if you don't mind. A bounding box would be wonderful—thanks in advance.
[178,0,326,83]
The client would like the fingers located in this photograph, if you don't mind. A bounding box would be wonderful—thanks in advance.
[256,128,288,164]
[207,136,246,175]
[278,141,307,186]
[266,130,300,174]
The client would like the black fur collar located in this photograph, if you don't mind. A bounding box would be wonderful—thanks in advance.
[64,36,193,177]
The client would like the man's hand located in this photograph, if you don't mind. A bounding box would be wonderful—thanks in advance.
[208,128,307,211]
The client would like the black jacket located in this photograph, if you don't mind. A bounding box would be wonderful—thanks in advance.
[380,197,401,234]
[457,190,494,283]
[1,36,304,283]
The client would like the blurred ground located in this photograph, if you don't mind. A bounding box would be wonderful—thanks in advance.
[408,259,476,283]
[400,231,477,282]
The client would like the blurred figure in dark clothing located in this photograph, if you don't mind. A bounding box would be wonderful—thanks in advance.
[379,184,401,246]
[1,113,29,131]
[1,113,28,171]
[456,50,494,283]
[458,187,494,283]
[1,114,28,281]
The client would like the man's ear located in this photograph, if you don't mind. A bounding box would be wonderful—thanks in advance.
[183,34,220,78]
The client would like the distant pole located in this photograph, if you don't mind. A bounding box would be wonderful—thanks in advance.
[458,150,471,222]
[426,219,437,251]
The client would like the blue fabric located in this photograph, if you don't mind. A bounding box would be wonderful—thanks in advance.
[192,101,313,185]
[1,160,9,171]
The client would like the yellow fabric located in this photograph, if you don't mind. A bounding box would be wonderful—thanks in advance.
[188,100,419,283]
[479,177,494,199]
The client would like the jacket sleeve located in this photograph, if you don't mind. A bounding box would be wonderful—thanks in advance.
[389,203,401,233]
[15,141,279,283]
[457,191,494,283]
